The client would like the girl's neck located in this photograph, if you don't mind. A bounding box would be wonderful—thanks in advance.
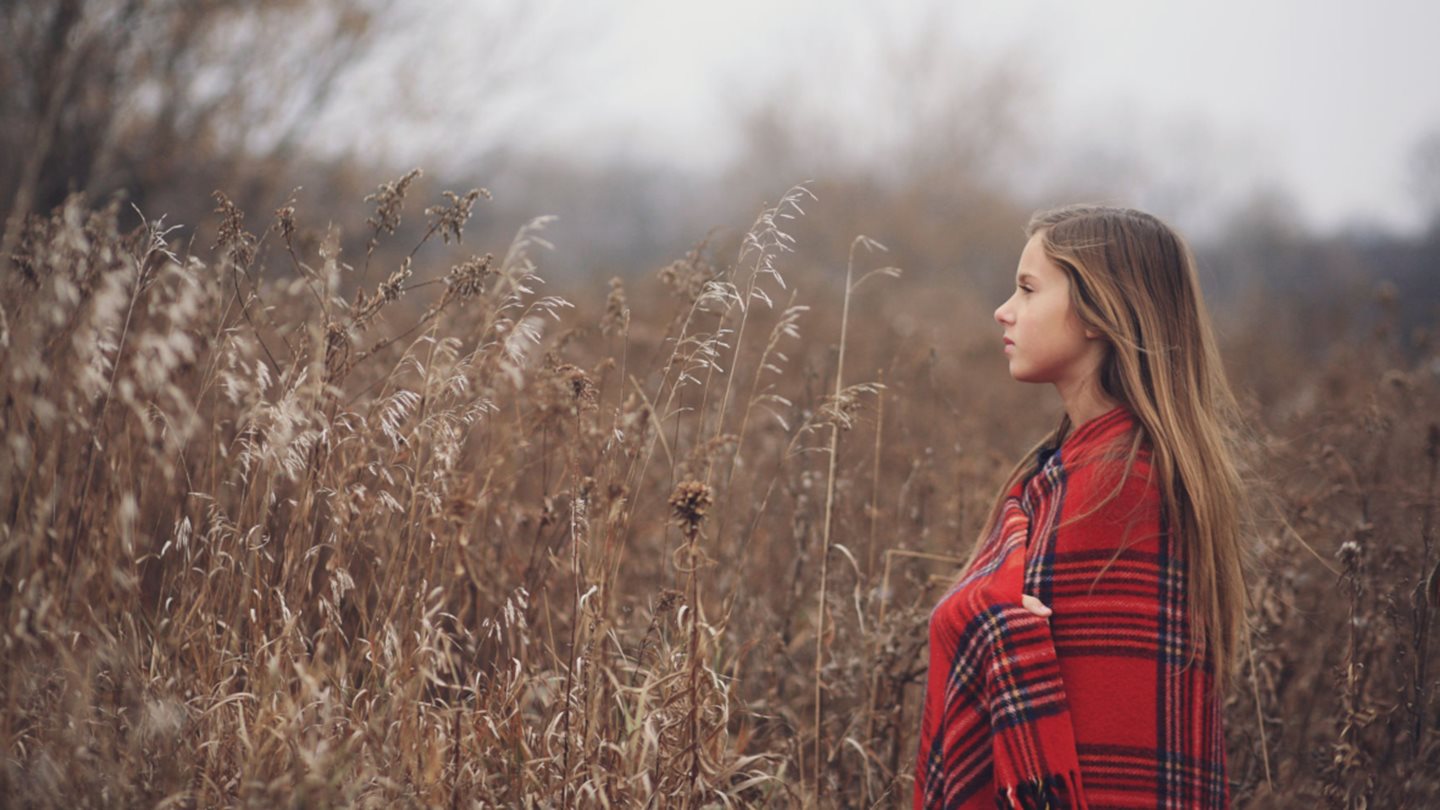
[1056,376,1121,433]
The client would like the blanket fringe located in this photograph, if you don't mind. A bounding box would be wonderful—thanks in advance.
[996,770,1087,810]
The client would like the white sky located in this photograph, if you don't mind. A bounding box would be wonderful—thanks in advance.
[398,0,1440,235]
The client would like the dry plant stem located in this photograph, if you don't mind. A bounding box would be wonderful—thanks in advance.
[599,334,674,536]
[872,546,964,786]
[869,369,884,577]
[862,371,886,750]
[1244,625,1274,788]
[450,709,462,810]
[726,290,805,492]
[706,193,799,473]
[877,549,965,624]
[62,245,154,602]
[668,388,685,584]
[561,400,585,810]
[814,238,862,803]
[718,473,783,621]
[707,243,758,455]
[720,188,816,491]
[383,330,442,628]
[628,287,732,585]
[632,284,708,496]
[275,199,329,318]
[1332,522,1372,808]
[686,520,703,808]
[229,264,285,376]
[596,318,633,614]
[1411,426,1440,760]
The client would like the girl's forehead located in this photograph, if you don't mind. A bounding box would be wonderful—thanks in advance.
[1017,238,1066,281]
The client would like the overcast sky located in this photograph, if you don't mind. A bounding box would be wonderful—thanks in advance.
[384,0,1440,235]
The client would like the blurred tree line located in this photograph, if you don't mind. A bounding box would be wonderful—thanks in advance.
[2,0,1437,356]
[0,0,387,241]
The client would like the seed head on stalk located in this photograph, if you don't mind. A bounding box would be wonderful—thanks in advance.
[668,480,713,534]
[668,477,714,803]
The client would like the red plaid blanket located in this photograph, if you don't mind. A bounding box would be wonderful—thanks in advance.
[915,406,1228,808]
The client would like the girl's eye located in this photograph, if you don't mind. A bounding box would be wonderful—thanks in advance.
[1018,285,1033,294]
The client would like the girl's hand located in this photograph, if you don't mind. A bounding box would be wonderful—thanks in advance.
[1021,594,1052,618]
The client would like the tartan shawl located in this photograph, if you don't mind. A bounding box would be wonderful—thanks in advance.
[915,406,1228,809]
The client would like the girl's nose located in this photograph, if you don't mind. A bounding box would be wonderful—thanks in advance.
[994,301,1010,325]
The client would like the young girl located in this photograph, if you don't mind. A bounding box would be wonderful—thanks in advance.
[915,205,1247,808]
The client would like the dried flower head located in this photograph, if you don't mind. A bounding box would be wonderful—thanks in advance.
[657,238,718,303]
[1337,539,1362,571]
[426,188,491,245]
[445,253,494,301]
[324,321,350,380]
[365,168,422,241]
[277,209,297,243]
[377,257,413,304]
[600,276,629,336]
[274,194,298,242]
[813,382,885,432]
[668,480,713,532]
[212,191,256,267]
[554,363,598,411]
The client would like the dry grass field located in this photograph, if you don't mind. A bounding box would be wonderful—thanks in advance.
[2,179,1437,807]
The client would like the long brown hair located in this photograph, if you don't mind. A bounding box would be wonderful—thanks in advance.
[971,204,1251,696]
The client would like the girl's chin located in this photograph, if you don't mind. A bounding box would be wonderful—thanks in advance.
[1007,367,1049,385]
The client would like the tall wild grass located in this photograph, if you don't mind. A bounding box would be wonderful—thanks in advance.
[1,177,1437,807]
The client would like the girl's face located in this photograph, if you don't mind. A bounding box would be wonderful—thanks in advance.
[993,232,1107,388]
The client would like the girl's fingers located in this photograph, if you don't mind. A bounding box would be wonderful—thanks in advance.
[1021,593,1053,617]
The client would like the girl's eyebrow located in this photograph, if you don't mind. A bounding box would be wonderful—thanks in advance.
[1016,272,1037,284]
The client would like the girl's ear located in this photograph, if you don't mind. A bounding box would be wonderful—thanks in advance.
[1083,326,1103,340]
